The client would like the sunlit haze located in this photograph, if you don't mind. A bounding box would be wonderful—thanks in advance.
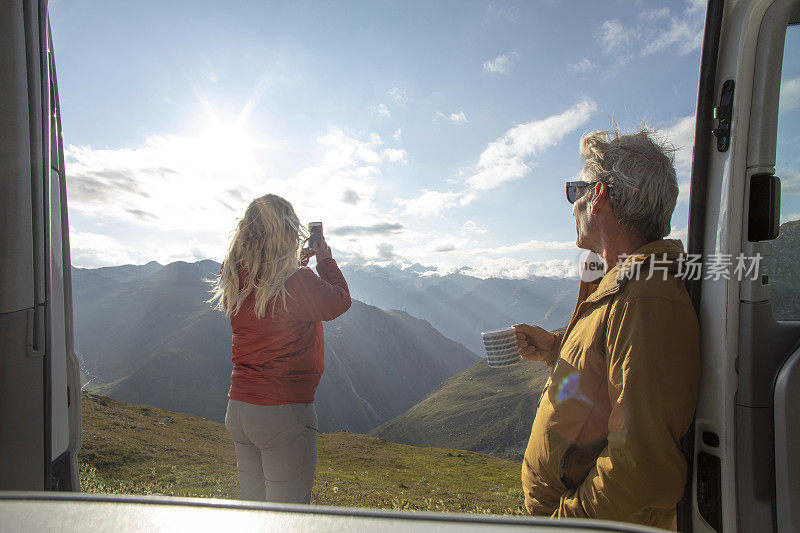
[51,0,707,277]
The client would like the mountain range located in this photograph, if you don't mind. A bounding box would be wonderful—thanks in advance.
[72,260,478,433]
[73,221,800,458]
[72,258,579,434]
[340,264,577,355]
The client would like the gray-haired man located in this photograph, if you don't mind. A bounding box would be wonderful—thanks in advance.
[514,126,701,530]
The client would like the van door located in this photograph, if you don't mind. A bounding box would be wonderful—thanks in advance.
[688,0,800,531]
[0,0,80,491]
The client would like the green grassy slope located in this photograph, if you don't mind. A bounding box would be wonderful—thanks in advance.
[80,392,238,497]
[79,393,526,515]
[371,358,553,460]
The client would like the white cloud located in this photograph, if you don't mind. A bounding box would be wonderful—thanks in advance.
[382,147,408,163]
[781,213,800,224]
[433,237,575,257]
[397,190,463,217]
[472,239,576,254]
[777,167,800,195]
[392,128,402,141]
[676,181,691,204]
[288,130,409,234]
[663,115,695,171]
[780,78,800,112]
[639,7,671,21]
[374,103,391,118]
[388,87,406,104]
[569,57,598,73]
[641,17,702,56]
[397,99,597,216]
[376,243,396,259]
[595,3,703,63]
[662,114,696,204]
[311,129,384,167]
[596,20,634,54]
[424,235,472,254]
[467,98,597,192]
[66,112,700,279]
[68,226,221,268]
[68,124,583,277]
[65,125,408,267]
[449,111,468,124]
[461,220,487,235]
[437,110,468,124]
[65,126,267,232]
[686,0,706,15]
[667,225,688,248]
[331,222,403,237]
[482,52,518,74]
[438,257,577,279]
[69,228,147,268]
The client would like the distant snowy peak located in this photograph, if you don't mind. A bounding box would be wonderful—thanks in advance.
[403,263,437,274]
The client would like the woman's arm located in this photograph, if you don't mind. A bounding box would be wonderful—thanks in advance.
[284,243,351,321]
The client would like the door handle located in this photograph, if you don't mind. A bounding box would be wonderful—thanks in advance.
[26,305,45,358]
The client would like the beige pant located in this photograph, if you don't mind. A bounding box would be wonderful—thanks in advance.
[225,399,318,503]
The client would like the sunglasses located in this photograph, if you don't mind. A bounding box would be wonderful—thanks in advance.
[566,180,593,204]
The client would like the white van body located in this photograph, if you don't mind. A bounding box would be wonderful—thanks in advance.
[1,0,799,531]
[687,0,800,531]
[0,0,80,492]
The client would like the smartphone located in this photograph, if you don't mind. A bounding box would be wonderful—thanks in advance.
[308,222,323,247]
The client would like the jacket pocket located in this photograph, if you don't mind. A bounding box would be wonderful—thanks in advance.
[558,437,608,490]
[536,378,552,408]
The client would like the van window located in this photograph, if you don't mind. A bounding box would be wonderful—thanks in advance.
[768,23,800,321]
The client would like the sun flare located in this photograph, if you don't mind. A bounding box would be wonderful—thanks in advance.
[196,119,257,168]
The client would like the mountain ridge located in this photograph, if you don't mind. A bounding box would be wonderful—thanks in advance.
[340,264,577,355]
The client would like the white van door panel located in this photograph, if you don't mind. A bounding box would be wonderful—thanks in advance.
[0,0,80,491]
[690,1,770,530]
[691,1,800,532]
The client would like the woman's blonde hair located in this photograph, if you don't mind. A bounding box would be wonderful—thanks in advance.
[209,194,306,318]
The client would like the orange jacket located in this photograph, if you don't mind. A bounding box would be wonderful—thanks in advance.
[522,240,701,530]
[228,258,351,405]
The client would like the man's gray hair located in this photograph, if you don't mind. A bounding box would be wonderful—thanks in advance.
[579,125,679,241]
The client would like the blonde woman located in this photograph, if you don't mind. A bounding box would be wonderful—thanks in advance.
[210,194,351,503]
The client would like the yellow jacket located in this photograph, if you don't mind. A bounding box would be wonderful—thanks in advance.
[522,239,701,530]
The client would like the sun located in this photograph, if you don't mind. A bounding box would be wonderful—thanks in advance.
[186,75,269,174]
[189,116,263,177]
[201,120,253,158]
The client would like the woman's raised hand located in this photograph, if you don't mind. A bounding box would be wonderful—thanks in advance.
[312,239,332,262]
[300,247,315,267]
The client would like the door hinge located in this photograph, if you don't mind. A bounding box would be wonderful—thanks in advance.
[712,79,735,152]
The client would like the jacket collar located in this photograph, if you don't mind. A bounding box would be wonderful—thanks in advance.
[582,239,687,305]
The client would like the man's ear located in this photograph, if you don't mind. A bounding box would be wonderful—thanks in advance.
[590,181,607,214]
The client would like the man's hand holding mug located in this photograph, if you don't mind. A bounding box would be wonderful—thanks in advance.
[513,323,556,362]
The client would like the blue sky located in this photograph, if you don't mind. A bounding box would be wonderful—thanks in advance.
[51,0,708,276]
